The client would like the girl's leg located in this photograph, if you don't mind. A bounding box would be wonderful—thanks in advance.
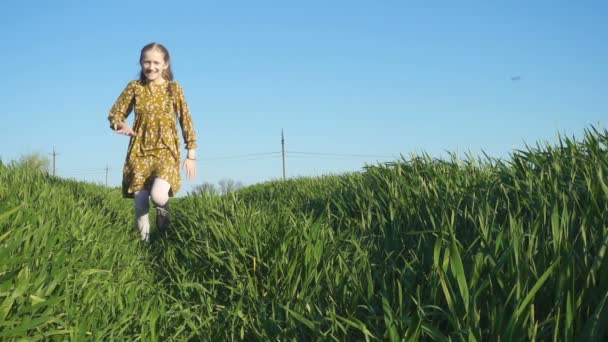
[150,178,171,231]
[134,190,151,241]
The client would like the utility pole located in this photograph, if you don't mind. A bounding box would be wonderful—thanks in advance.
[105,165,109,186]
[281,129,286,180]
[50,147,58,177]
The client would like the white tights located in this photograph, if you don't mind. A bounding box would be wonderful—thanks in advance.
[134,178,171,241]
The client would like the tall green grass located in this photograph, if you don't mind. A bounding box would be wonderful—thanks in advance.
[0,162,163,339]
[1,126,607,340]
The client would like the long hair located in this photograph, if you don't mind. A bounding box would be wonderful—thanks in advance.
[139,42,174,83]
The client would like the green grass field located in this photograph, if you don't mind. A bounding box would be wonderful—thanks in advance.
[1,127,608,341]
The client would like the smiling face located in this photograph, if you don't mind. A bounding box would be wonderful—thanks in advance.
[140,49,169,83]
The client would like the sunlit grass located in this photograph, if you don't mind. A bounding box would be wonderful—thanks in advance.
[1,126,607,340]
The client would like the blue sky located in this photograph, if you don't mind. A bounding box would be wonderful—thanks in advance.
[1,0,606,195]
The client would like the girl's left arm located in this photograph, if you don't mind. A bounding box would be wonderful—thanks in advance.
[175,83,198,152]
[175,83,198,180]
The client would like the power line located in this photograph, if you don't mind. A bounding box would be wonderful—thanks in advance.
[70,168,113,172]
[50,147,59,176]
[201,152,281,161]
[69,171,107,176]
[285,155,391,161]
[105,164,109,186]
[201,156,282,162]
[282,129,286,180]
[46,146,400,183]
[287,151,396,158]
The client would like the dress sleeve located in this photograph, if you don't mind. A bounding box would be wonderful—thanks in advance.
[174,82,197,150]
[108,81,136,130]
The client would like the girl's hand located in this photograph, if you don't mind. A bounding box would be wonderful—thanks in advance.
[115,122,137,137]
[183,158,197,180]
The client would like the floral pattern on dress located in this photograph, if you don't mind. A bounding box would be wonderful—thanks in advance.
[108,80,197,198]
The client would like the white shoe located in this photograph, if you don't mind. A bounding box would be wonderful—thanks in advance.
[136,212,150,242]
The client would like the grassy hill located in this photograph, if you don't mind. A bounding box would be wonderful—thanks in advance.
[1,127,607,340]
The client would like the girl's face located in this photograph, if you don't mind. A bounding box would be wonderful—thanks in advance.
[140,49,168,83]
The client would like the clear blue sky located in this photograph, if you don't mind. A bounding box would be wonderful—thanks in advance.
[1,0,606,195]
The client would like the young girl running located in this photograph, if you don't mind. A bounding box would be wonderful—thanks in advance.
[108,42,197,242]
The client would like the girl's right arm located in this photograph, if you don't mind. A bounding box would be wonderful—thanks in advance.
[108,81,136,132]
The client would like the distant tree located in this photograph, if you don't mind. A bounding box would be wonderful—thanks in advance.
[13,153,50,174]
[218,178,244,195]
[191,182,219,196]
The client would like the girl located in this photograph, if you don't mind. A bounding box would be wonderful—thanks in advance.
[108,42,197,242]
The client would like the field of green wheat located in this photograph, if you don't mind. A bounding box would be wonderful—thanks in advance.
[1,127,607,341]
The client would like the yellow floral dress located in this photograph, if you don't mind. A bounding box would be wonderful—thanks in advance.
[108,80,197,198]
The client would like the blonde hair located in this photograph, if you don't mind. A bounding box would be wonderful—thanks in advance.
[139,42,174,82]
